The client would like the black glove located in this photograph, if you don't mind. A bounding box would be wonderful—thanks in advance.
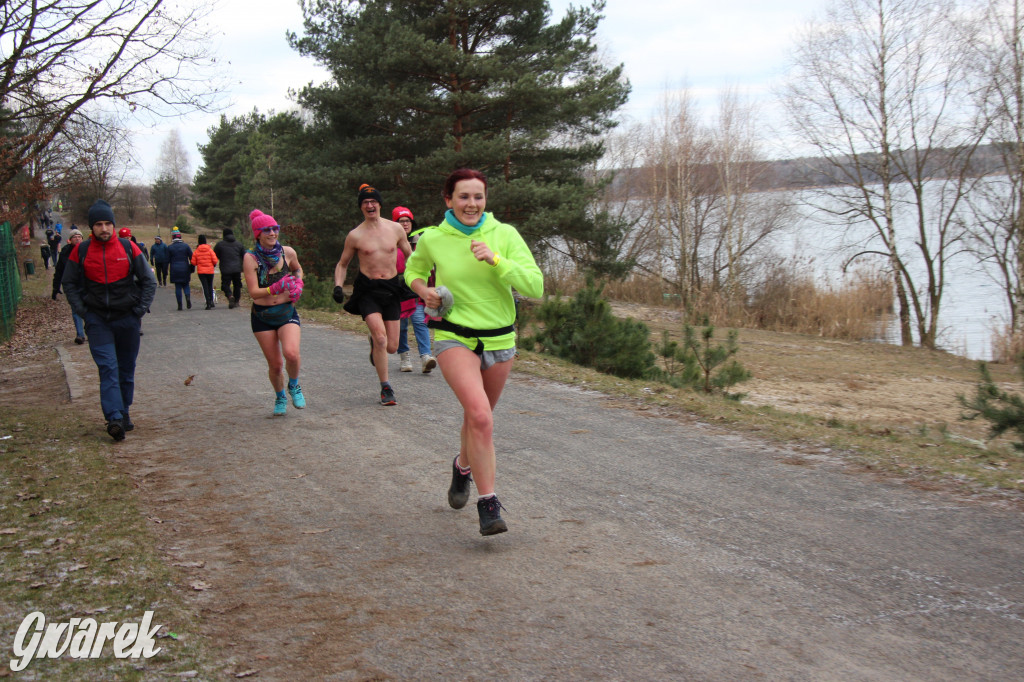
[332,286,345,304]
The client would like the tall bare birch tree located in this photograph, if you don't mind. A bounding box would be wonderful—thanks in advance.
[152,129,192,222]
[707,90,791,305]
[628,89,788,311]
[586,122,654,275]
[0,0,222,222]
[783,0,987,349]
[964,0,1024,334]
[641,90,715,305]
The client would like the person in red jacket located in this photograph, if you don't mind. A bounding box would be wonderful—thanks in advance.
[62,200,157,441]
[190,234,220,309]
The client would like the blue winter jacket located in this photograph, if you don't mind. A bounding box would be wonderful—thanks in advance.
[150,241,171,265]
[167,239,193,284]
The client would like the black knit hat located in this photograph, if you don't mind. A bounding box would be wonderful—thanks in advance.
[357,183,383,208]
[87,199,115,228]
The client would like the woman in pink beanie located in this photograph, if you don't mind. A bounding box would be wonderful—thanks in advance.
[242,209,307,416]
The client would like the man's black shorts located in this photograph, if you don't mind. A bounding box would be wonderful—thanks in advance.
[342,273,414,321]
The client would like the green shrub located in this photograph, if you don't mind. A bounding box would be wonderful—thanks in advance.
[959,359,1024,450]
[175,215,194,233]
[650,330,701,386]
[525,279,655,379]
[295,272,338,311]
[651,324,751,398]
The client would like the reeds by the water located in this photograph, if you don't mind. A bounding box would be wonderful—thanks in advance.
[544,261,893,341]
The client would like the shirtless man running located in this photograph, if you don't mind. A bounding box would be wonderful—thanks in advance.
[335,184,413,405]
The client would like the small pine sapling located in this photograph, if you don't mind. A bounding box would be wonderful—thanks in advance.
[959,360,1024,451]
[681,322,751,396]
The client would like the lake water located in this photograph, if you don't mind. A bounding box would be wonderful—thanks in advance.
[783,184,1009,361]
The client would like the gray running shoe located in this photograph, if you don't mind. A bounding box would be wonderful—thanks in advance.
[477,495,508,536]
[448,456,472,509]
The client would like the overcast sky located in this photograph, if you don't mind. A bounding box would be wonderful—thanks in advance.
[132,0,827,182]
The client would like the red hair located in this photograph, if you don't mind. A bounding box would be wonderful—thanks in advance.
[443,168,487,198]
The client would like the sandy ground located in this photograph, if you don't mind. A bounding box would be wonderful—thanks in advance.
[608,302,1005,443]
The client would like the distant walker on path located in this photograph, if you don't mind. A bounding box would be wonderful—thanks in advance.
[214,227,247,309]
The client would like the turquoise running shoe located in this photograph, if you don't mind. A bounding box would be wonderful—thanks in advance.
[288,384,306,409]
[273,395,288,416]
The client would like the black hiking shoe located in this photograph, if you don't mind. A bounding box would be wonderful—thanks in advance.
[380,385,396,406]
[106,419,126,442]
[448,456,472,509]
[122,412,135,432]
[477,495,508,536]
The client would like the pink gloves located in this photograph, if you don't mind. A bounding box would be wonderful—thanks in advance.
[268,277,291,295]
[268,274,303,302]
[288,277,303,302]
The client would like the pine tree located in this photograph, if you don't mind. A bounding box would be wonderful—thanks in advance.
[681,323,750,396]
[192,113,266,230]
[290,0,630,270]
[959,360,1024,451]
[652,325,751,396]
[528,279,655,379]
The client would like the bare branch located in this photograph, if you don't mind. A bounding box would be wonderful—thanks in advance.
[0,0,224,187]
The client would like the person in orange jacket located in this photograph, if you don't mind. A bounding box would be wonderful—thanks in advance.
[190,234,220,309]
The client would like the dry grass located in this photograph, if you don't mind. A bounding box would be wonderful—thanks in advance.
[989,324,1024,364]
[0,283,220,680]
[0,409,218,681]
[545,262,893,341]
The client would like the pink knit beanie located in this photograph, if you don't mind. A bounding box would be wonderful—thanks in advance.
[250,209,279,239]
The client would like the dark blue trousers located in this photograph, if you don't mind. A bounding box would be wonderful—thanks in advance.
[84,311,141,422]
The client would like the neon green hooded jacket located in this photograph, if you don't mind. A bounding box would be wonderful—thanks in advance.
[404,213,543,351]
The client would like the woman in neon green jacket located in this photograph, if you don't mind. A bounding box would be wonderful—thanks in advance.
[405,169,543,536]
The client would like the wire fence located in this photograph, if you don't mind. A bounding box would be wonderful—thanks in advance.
[0,221,23,343]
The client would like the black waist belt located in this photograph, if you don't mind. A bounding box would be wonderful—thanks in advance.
[428,319,514,337]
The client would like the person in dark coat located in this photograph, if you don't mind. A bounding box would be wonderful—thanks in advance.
[130,234,149,262]
[213,227,248,308]
[51,228,86,343]
[149,235,171,286]
[167,231,194,310]
[61,201,156,441]
[47,226,61,257]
